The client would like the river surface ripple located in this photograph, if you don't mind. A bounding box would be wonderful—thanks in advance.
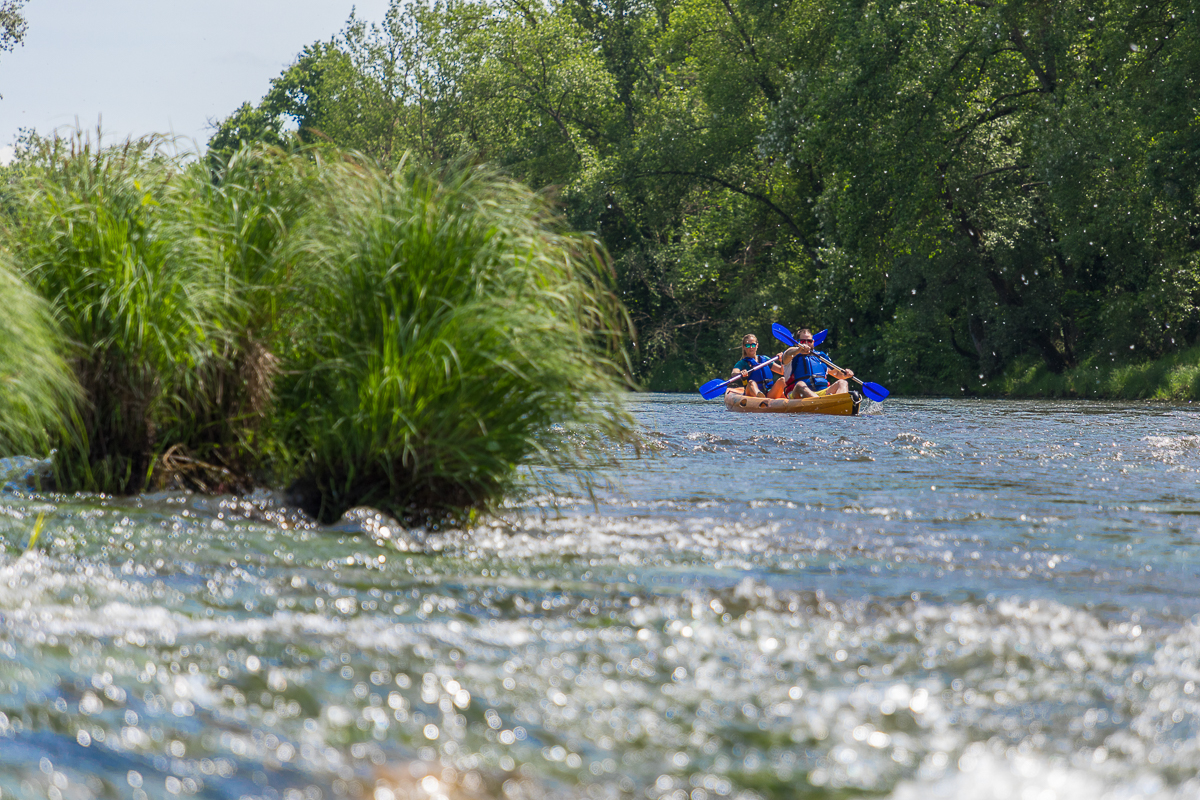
[4,395,1200,800]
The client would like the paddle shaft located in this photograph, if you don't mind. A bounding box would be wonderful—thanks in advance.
[773,328,854,383]
[798,345,890,399]
[698,354,783,399]
[808,351,863,388]
[730,354,782,387]
[772,321,889,401]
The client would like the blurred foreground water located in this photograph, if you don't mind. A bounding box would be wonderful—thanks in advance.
[4,395,1200,799]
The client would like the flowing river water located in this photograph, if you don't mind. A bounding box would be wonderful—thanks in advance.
[4,394,1200,800]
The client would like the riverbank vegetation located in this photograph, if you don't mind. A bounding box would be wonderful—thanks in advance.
[0,133,634,520]
[994,345,1200,401]
[0,249,77,458]
[208,0,1200,395]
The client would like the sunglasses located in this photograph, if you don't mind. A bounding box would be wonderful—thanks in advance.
[798,339,814,344]
[743,343,758,348]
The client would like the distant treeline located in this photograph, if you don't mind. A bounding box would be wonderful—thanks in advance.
[0,136,633,519]
[210,0,1200,394]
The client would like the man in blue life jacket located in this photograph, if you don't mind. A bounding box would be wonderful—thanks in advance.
[730,333,784,397]
[780,328,853,399]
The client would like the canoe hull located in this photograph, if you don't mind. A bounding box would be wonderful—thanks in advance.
[723,390,859,416]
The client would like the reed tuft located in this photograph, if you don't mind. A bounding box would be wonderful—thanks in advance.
[276,154,635,522]
[0,250,81,460]
[151,147,307,489]
[5,132,256,492]
[3,136,635,522]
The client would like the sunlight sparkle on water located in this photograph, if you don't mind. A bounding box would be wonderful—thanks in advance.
[4,398,1200,798]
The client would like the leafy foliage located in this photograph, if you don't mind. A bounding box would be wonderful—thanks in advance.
[4,134,221,492]
[0,250,79,458]
[0,0,25,54]
[761,0,1200,385]
[211,0,1200,393]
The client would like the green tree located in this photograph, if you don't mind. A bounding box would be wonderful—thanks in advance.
[761,0,1200,387]
[575,0,830,382]
[208,42,352,159]
[0,0,25,54]
[209,0,1200,392]
[0,0,27,98]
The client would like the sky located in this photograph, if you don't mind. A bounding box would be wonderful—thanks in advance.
[0,0,391,163]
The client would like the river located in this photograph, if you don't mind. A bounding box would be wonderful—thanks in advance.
[3,395,1200,799]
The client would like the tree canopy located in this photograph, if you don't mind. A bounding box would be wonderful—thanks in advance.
[0,0,24,53]
[0,0,27,97]
[212,0,1200,393]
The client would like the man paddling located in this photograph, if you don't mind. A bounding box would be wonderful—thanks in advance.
[730,334,784,397]
[780,328,854,398]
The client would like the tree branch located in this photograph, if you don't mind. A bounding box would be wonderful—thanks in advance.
[973,164,1029,181]
[628,168,811,247]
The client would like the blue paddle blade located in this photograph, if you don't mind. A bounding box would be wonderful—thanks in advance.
[698,378,731,399]
[862,382,889,402]
[774,323,828,348]
[771,322,796,346]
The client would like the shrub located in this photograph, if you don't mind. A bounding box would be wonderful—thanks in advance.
[5,134,221,492]
[0,250,80,458]
[4,137,636,521]
[151,147,308,489]
[276,154,635,522]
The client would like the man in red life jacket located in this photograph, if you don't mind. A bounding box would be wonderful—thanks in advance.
[780,328,853,399]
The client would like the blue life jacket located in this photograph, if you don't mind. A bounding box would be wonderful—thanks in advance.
[788,351,829,391]
[734,356,774,389]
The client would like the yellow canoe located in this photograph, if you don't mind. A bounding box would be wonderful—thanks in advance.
[723,390,859,416]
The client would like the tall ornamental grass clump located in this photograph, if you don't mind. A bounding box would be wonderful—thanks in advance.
[5,135,230,493]
[277,155,635,523]
[154,148,306,488]
[0,252,81,458]
[3,137,636,522]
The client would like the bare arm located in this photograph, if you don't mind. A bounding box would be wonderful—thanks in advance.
[780,343,812,365]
